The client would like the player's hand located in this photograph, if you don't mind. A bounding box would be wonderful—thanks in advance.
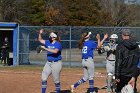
[128,77,135,88]
[103,33,108,39]
[96,34,100,40]
[39,29,44,34]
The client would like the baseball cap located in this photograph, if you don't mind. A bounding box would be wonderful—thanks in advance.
[121,29,131,36]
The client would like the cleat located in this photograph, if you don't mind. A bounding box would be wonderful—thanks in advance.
[70,85,75,93]
[90,92,96,93]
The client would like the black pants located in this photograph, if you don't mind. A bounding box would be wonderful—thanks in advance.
[116,75,137,93]
[1,56,9,65]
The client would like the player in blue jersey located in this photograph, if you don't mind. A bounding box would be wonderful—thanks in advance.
[70,32,108,93]
[38,29,62,93]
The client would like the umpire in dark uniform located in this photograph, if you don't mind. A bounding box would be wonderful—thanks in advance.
[115,29,139,93]
[0,37,9,66]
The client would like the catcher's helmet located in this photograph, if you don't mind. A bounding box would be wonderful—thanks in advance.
[110,34,118,39]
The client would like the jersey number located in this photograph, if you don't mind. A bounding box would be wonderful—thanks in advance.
[82,46,87,54]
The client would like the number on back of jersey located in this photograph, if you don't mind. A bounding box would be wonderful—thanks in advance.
[82,46,88,54]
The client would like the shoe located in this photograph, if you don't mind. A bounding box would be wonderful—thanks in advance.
[70,85,75,93]
[90,92,96,93]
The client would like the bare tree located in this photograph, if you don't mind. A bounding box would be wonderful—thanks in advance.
[0,0,18,22]
[100,0,136,26]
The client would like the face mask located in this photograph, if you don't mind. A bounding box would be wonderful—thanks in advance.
[109,39,115,44]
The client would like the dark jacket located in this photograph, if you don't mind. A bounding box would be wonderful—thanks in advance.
[133,67,140,77]
[115,39,139,79]
[133,51,140,77]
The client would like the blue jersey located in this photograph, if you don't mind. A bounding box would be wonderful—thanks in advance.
[45,40,62,61]
[82,40,97,59]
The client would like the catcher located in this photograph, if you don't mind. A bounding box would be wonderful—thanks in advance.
[98,34,118,93]
[115,29,139,93]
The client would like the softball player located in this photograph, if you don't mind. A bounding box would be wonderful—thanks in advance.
[104,34,118,93]
[38,29,62,93]
[70,32,108,93]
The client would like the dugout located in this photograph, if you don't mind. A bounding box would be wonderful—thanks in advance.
[0,22,18,66]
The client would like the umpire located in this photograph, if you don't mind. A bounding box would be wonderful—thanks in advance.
[115,29,139,93]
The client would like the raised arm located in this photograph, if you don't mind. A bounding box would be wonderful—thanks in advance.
[38,29,45,45]
[101,33,108,45]
[96,34,101,48]
[96,33,108,48]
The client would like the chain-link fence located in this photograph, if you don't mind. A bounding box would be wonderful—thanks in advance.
[18,26,140,67]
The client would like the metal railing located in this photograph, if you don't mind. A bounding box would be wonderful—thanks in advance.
[18,26,140,66]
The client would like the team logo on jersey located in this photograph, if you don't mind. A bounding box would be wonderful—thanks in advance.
[48,46,55,49]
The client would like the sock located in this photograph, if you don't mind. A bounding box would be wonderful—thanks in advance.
[89,80,94,92]
[107,75,112,92]
[42,81,47,93]
[74,78,86,88]
[55,82,60,93]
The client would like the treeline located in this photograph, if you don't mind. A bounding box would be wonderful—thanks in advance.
[0,0,140,26]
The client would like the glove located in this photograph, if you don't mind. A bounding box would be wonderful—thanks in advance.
[97,47,105,55]
[121,84,134,93]
[36,45,44,53]
[104,45,110,51]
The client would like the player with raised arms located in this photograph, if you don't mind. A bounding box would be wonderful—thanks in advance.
[38,29,62,93]
[70,32,108,93]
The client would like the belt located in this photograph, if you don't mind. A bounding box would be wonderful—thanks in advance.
[82,57,93,59]
[48,60,59,62]
[107,60,115,61]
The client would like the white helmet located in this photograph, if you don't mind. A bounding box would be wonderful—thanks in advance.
[110,34,118,39]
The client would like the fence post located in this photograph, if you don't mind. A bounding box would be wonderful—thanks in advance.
[17,25,19,65]
[69,26,72,67]
[66,49,68,61]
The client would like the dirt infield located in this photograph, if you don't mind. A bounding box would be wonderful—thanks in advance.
[0,66,140,93]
